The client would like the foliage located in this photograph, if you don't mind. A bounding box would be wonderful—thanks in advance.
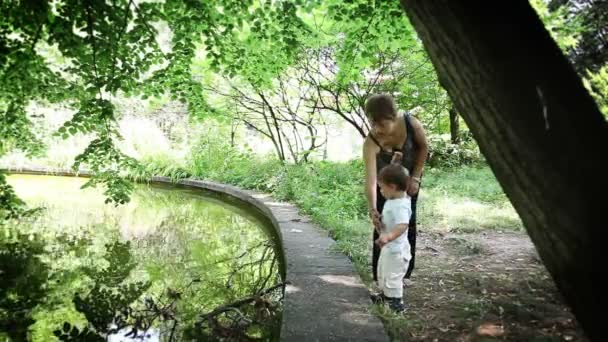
[1,0,459,214]
[533,0,607,117]
[0,0,311,210]
[1,0,604,215]
[0,232,49,341]
[53,241,150,340]
[197,0,450,140]
[49,238,282,342]
[546,0,608,74]
[0,172,27,219]
[74,136,141,205]
[426,132,483,168]
[329,3,452,117]
[530,0,584,51]
[584,64,608,117]
[178,0,453,171]
[2,0,157,206]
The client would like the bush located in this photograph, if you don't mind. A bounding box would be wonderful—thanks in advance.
[188,134,284,192]
[188,134,368,221]
[426,132,483,168]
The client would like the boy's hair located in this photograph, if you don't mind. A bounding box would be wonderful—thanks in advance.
[378,164,410,191]
[365,94,398,123]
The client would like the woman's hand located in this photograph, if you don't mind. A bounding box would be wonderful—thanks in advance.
[407,177,420,196]
[391,151,403,164]
[369,208,382,231]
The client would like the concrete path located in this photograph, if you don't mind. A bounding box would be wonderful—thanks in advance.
[244,192,388,342]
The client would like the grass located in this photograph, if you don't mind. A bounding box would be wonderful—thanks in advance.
[132,144,523,281]
[418,167,523,233]
[421,166,508,204]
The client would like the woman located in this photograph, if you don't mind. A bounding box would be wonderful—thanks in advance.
[363,93,429,283]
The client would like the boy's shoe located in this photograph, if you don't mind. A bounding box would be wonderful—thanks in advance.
[370,292,388,304]
[370,293,386,304]
[387,297,407,313]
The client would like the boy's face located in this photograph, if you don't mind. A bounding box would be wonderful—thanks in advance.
[378,181,398,199]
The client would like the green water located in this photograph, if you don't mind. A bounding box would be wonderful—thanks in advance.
[1,174,283,341]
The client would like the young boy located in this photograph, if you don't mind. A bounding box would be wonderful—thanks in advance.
[371,152,412,312]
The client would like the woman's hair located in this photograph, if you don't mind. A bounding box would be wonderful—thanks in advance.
[365,94,398,122]
[378,163,410,191]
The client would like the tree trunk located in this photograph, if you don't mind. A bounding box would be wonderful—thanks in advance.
[399,1,605,340]
[230,119,236,148]
[449,105,460,144]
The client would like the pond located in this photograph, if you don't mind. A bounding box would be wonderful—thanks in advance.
[1,174,284,341]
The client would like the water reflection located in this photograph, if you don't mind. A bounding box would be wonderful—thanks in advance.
[108,328,159,342]
[1,175,284,341]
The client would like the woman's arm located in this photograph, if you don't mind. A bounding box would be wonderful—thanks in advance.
[408,116,429,195]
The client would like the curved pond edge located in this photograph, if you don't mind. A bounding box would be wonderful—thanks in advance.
[3,167,388,341]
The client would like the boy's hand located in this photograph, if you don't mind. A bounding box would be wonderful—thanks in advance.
[391,151,403,164]
[375,233,391,247]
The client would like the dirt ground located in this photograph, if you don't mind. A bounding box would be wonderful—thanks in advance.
[374,230,587,342]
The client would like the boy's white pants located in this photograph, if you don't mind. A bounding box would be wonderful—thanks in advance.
[378,248,410,298]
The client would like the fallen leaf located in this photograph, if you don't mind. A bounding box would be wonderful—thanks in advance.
[423,245,440,252]
[476,323,504,337]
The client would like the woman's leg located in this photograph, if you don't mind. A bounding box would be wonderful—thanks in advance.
[372,190,386,282]
[373,229,380,282]
[405,193,418,279]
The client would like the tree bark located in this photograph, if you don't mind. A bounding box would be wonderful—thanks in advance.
[449,105,460,144]
[399,1,605,340]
